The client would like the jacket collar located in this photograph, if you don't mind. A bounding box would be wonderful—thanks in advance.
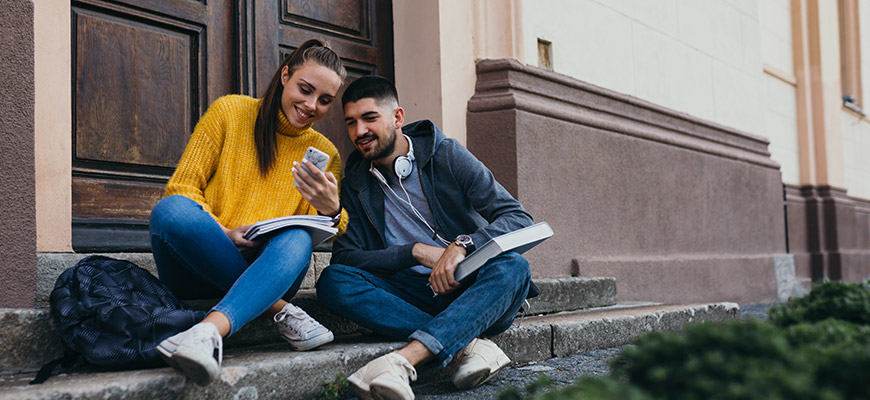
[344,119,444,191]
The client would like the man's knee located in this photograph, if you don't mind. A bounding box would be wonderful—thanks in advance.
[316,264,356,308]
[484,252,531,282]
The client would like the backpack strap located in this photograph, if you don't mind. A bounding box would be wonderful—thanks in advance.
[29,348,79,385]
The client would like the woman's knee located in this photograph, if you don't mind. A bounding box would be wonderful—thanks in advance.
[150,195,198,228]
[268,228,313,250]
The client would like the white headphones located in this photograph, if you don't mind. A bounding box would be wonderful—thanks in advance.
[392,134,415,180]
[369,135,450,247]
[369,134,415,185]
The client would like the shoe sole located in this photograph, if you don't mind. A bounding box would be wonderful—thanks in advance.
[156,342,219,386]
[454,360,510,390]
[348,380,373,400]
[370,382,414,400]
[281,330,335,351]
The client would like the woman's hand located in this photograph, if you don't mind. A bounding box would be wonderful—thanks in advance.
[222,224,262,248]
[292,159,341,216]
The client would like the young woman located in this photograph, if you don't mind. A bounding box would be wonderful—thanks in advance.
[149,39,348,386]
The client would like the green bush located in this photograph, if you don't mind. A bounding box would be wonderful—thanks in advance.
[610,321,813,400]
[498,375,650,400]
[499,281,870,400]
[769,281,870,327]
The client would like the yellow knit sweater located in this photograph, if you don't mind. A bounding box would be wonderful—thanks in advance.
[165,95,348,234]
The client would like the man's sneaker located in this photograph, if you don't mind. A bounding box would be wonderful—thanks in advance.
[348,353,417,400]
[452,338,511,390]
[273,303,334,351]
[156,322,223,386]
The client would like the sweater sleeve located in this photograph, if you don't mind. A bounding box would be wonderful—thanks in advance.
[164,98,226,218]
[326,148,349,236]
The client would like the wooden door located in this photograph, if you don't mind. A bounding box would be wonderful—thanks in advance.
[250,0,394,161]
[72,0,393,251]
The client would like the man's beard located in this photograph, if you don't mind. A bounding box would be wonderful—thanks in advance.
[360,127,397,162]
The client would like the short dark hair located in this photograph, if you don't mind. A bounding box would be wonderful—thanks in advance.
[341,75,398,106]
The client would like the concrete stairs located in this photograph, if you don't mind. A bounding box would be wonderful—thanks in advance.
[0,253,739,399]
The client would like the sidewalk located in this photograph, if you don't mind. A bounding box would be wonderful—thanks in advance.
[406,303,774,400]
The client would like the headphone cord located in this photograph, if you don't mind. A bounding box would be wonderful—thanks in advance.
[397,176,451,246]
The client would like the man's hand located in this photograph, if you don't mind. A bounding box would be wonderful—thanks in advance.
[412,243,445,269]
[428,244,466,295]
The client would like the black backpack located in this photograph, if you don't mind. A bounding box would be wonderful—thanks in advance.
[32,255,206,383]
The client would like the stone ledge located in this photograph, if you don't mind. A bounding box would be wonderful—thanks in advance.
[35,252,332,307]
[0,303,738,399]
[3,276,617,372]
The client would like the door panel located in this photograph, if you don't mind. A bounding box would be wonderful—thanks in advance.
[71,0,235,251]
[252,0,393,161]
[72,0,393,251]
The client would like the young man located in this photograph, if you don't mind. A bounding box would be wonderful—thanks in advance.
[316,76,537,399]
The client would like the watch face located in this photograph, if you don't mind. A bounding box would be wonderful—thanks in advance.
[455,234,473,247]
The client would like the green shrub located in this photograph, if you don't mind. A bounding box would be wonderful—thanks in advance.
[315,373,350,400]
[610,320,813,400]
[498,375,649,400]
[499,282,870,400]
[769,281,870,327]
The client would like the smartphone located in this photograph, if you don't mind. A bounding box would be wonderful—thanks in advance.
[301,146,330,173]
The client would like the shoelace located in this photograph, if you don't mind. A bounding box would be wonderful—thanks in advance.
[192,324,223,365]
[515,299,531,328]
[394,355,418,381]
[274,305,320,335]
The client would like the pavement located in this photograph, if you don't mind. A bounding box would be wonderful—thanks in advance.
[384,303,775,400]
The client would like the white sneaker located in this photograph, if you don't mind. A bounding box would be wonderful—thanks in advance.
[348,353,417,400]
[452,338,511,390]
[274,303,334,351]
[156,322,223,386]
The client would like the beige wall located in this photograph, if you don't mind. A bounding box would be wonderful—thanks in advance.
[393,0,524,144]
[840,0,870,200]
[760,0,800,184]
[34,1,72,252]
[520,0,765,136]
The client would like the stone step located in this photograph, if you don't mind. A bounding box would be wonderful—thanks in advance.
[1,276,616,373]
[36,253,616,311]
[0,303,738,400]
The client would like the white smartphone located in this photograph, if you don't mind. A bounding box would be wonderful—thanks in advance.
[301,146,330,172]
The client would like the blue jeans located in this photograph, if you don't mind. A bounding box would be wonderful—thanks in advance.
[316,252,530,367]
[150,195,312,336]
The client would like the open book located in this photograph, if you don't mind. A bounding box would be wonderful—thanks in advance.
[454,221,554,282]
[242,215,338,246]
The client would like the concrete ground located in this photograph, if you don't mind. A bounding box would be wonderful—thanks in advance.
[362,303,775,400]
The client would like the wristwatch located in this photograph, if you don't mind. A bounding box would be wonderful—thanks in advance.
[454,234,474,252]
[327,208,342,226]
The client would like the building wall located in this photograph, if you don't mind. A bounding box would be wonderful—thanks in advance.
[34,1,72,252]
[760,0,801,185]
[520,0,764,137]
[841,111,870,200]
[0,0,36,307]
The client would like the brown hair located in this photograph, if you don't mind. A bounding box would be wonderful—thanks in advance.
[254,39,346,175]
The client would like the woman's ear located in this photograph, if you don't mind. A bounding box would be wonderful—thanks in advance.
[280,66,290,85]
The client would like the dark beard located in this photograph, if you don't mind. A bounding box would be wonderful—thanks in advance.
[361,128,397,161]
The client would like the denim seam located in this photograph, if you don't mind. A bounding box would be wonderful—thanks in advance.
[409,329,449,367]
[211,304,238,335]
